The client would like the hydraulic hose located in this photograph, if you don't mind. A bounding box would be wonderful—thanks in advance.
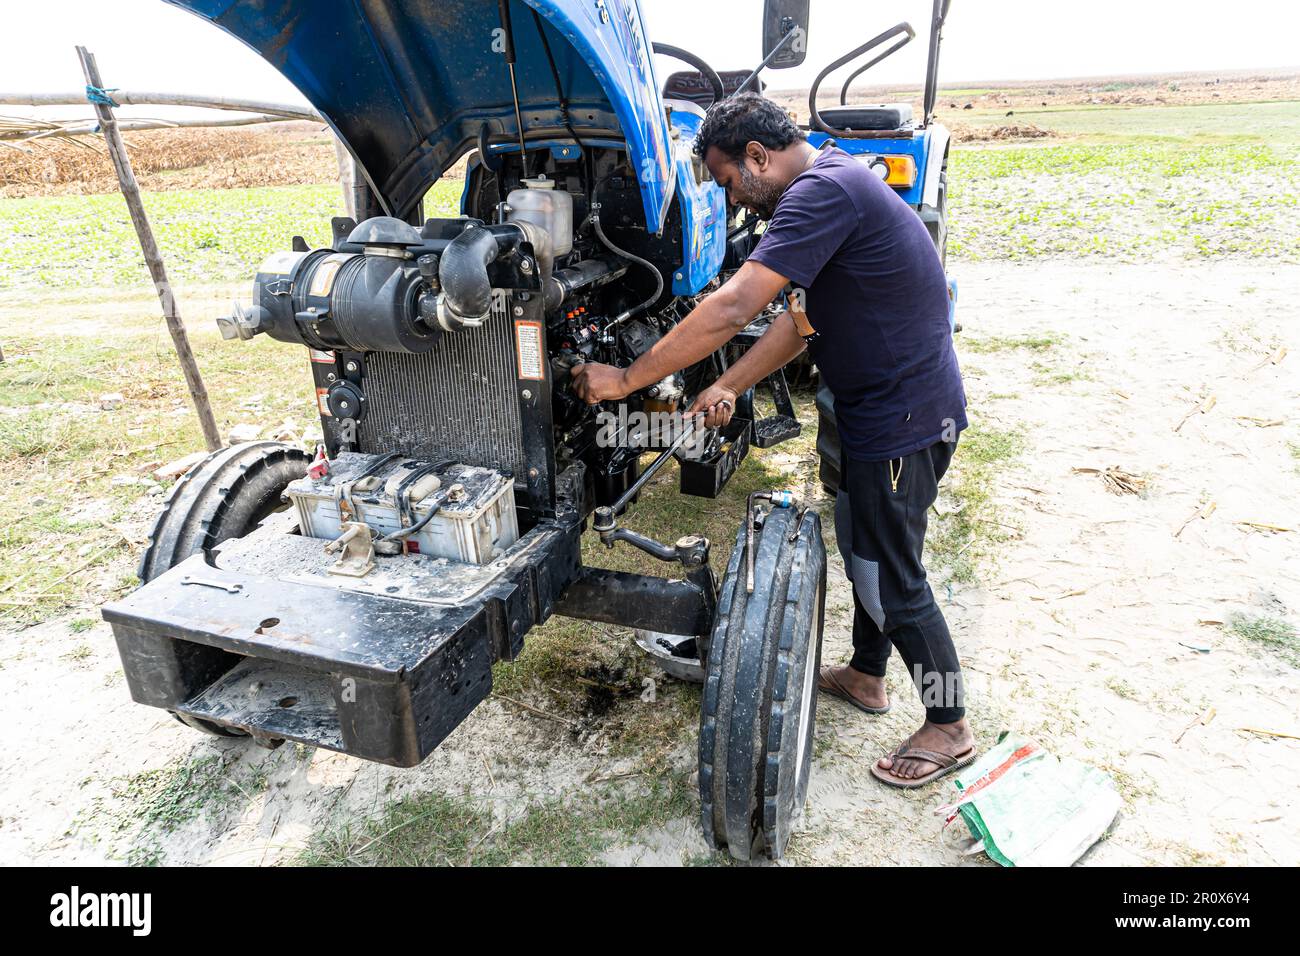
[591,211,664,327]
[543,256,628,311]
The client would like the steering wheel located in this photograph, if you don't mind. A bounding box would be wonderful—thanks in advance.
[653,42,726,107]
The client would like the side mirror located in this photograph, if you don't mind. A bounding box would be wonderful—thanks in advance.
[761,0,809,70]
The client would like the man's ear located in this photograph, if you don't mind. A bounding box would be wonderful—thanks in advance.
[745,140,770,172]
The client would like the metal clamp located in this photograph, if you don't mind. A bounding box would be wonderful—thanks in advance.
[324,521,376,577]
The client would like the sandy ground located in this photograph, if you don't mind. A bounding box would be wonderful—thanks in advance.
[801,260,1300,866]
[2,259,1297,866]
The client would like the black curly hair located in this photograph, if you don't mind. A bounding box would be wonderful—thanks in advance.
[693,92,805,162]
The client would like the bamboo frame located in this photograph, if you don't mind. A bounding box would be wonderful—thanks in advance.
[75,47,223,452]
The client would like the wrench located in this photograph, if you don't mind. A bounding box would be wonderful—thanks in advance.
[180,575,244,594]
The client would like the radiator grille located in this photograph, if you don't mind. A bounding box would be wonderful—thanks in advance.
[357,300,526,475]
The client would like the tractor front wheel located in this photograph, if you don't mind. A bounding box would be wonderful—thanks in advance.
[699,504,826,861]
[138,441,310,583]
[137,441,310,738]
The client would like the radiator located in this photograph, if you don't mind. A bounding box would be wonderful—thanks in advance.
[356,298,526,475]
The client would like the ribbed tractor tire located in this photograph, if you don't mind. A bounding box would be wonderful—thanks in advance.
[136,441,310,739]
[699,505,826,862]
[138,441,310,584]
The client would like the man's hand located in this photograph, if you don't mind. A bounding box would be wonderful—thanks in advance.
[607,261,792,398]
[687,382,739,429]
[570,362,630,404]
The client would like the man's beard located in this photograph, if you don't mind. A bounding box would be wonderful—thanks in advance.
[737,164,783,221]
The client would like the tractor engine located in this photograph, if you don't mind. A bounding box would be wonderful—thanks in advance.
[218,151,719,549]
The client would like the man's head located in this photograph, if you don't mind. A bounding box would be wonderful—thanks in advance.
[694,93,810,220]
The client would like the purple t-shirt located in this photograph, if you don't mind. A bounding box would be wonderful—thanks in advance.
[749,146,966,461]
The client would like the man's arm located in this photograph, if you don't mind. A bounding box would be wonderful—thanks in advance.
[715,309,805,395]
[570,260,791,402]
[687,309,805,427]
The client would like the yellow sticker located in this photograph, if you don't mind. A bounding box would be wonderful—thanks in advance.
[309,256,345,297]
[515,321,545,381]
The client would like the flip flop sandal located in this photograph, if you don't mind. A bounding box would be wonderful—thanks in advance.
[870,738,978,789]
[817,666,890,715]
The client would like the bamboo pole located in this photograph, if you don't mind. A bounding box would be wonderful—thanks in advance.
[0,90,320,121]
[0,113,303,142]
[76,47,222,452]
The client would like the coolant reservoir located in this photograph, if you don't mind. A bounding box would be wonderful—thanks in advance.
[507,176,573,256]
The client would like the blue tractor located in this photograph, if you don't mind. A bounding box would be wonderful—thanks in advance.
[104,0,953,861]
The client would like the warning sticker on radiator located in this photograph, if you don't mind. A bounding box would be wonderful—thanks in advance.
[515,320,545,380]
[316,387,331,416]
[309,348,334,364]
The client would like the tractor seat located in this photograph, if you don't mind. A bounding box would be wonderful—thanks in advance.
[817,102,913,131]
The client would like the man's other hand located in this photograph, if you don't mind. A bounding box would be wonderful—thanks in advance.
[570,362,630,404]
[687,382,739,429]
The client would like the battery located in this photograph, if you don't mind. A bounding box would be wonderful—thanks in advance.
[285,452,519,564]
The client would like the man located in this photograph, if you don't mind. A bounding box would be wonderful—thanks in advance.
[571,93,974,787]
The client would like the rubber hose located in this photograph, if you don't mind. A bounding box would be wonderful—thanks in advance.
[438,224,502,320]
[592,214,664,327]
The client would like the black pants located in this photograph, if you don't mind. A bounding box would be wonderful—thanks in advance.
[834,436,965,723]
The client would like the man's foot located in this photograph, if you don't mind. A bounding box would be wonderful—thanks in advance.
[872,719,977,788]
[817,664,889,714]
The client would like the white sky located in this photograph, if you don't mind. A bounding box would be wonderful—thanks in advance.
[1,0,1297,118]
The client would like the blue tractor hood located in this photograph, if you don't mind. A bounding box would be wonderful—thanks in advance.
[167,0,676,231]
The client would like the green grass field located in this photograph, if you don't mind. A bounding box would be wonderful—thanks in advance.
[946,140,1299,261]
[0,180,463,292]
[946,103,1300,261]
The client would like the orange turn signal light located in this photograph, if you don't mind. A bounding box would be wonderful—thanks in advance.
[881,155,917,188]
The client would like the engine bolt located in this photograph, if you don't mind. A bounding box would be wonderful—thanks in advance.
[513,306,524,316]
[521,389,532,400]
[345,361,359,373]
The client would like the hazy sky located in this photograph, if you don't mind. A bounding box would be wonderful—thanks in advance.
[2,0,1297,118]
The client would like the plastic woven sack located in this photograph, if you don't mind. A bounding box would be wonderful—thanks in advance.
[938,732,1121,866]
